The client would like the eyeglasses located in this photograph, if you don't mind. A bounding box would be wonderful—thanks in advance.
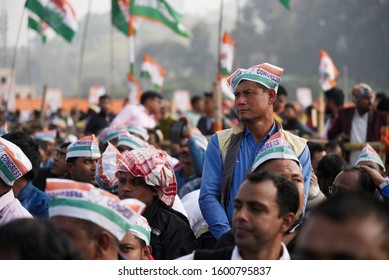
[328,185,352,196]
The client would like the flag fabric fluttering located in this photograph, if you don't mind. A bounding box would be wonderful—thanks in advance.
[140,55,165,91]
[28,13,49,43]
[112,0,140,36]
[279,0,290,10]
[220,32,235,100]
[319,49,339,91]
[25,0,78,42]
[220,32,234,77]
[128,72,142,104]
[130,0,190,38]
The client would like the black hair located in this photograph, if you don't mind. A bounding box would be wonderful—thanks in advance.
[341,166,376,195]
[246,170,300,217]
[0,218,82,260]
[99,94,111,102]
[377,97,389,113]
[324,87,345,107]
[325,140,346,156]
[204,92,213,98]
[2,131,41,181]
[140,91,162,105]
[310,192,389,253]
[190,95,202,106]
[308,142,325,160]
[277,85,287,96]
[316,154,346,197]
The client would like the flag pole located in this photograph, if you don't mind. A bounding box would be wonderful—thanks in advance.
[7,8,25,112]
[128,2,137,104]
[213,0,224,133]
[235,0,240,68]
[75,0,93,124]
[109,4,115,99]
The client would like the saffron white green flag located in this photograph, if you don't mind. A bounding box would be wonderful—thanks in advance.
[25,0,78,42]
[130,0,190,38]
[140,55,165,91]
[220,32,234,77]
[112,0,140,36]
[28,13,49,43]
[319,49,339,91]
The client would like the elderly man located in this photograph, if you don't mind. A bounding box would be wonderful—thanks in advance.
[0,137,33,226]
[328,83,389,165]
[199,63,311,240]
[178,171,299,259]
[116,148,196,260]
[66,135,101,186]
[46,179,145,260]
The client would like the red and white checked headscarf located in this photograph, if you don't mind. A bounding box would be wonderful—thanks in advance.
[117,148,177,207]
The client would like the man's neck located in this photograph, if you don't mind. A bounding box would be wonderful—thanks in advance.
[357,107,369,116]
[12,178,29,197]
[0,184,11,197]
[245,117,274,144]
[239,243,283,260]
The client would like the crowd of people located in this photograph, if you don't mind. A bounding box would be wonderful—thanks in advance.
[0,62,389,260]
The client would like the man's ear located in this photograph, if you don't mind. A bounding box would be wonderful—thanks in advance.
[280,212,296,234]
[268,89,277,105]
[142,245,153,260]
[95,231,111,259]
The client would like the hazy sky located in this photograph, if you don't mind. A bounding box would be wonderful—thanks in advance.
[1,0,240,48]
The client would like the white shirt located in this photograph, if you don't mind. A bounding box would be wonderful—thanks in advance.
[350,110,368,165]
[181,190,208,238]
[177,243,290,260]
[0,189,33,226]
[111,104,156,129]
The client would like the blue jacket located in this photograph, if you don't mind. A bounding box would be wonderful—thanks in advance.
[17,181,52,219]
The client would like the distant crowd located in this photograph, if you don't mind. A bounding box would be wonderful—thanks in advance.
[1,62,389,260]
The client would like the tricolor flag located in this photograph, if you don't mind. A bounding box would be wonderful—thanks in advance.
[140,55,165,91]
[28,13,50,43]
[25,0,78,42]
[128,72,142,104]
[220,32,234,77]
[319,49,339,91]
[111,0,140,36]
[130,0,190,38]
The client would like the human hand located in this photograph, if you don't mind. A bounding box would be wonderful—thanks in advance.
[359,165,385,189]
[336,132,349,142]
[179,116,192,139]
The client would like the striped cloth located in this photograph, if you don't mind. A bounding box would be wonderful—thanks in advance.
[95,142,124,193]
[251,131,301,172]
[66,134,101,159]
[226,62,284,93]
[0,137,32,186]
[31,128,57,143]
[191,127,208,151]
[46,178,145,241]
[128,216,151,245]
[117,130,150,150]
[98,126,122,144]
[355,143,385,171]
[117,148,177,207]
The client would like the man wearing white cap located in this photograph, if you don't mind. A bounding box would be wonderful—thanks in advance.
[46,179,145,260]
[0,137,33,226]
[66,135,101,186]
[119,216,153,260]
[199,63,312,240]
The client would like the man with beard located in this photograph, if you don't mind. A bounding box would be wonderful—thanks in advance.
[328,83,389,165]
